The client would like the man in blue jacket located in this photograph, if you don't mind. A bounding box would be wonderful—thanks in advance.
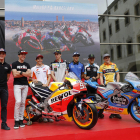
[68,52,84,80]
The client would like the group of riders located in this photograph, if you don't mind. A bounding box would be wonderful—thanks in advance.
[0,45,121,130]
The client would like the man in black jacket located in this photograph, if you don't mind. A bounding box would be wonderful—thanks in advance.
[0,48,11,130]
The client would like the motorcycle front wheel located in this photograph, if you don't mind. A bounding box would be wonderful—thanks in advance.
[73,103,98,130]
[130,100,140,123]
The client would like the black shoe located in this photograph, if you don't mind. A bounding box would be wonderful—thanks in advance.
[14,121,19,129]
[114,114,122,119]
[109,114,115,119]
[1,123,10,130]
[109,114,122,119]
[19,120,25,128]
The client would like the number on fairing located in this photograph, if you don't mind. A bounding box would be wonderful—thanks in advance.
[80,83,86,89]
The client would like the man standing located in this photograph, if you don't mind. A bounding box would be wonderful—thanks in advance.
[12,50,31,129]
[99,54,121,119]
[0,48,11,130]
[68,52,84,80]
[31,54,51,87]
[50,50,68,82]
[84,54,99,94]
[30,54,53,123]
[84,54,99,81]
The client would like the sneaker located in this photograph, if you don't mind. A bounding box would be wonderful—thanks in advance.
[1,123,10,130]
[14,121,19,129]
[114,114,122,119]
[48,118,54,123]
[42,118,48,123]
[109,114,122,119]
[19,120,25,128]
[109,114,115,119]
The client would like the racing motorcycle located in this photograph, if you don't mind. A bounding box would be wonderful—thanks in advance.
[41,31,76,52]
[24,72,98,130]
[61,25,94,46]
[12,32,43,51]
[85,72,140,123]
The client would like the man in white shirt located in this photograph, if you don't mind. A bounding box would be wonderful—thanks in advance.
[30,54,53,122]
[31,54,51,86]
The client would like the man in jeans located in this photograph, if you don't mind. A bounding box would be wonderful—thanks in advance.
[0,48,11,130]
[12,50,31,129]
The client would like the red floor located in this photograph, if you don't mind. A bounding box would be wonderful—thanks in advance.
[0,75,140,140]
[0,114,140,140]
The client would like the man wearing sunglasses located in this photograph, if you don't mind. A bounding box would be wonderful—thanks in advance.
[99,53,121,119]
[50,50,68,82]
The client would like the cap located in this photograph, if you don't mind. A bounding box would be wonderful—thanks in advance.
[54,50,61,54]
[0,48,6,53]
[73,52,80,57]
[88,54,95,59]
[103,54,110,59]
[18,50,28,55]
[36,54,43,60]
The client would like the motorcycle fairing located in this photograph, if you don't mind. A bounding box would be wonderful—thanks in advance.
[49,82,63,91]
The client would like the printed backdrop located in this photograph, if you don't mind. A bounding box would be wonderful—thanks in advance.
[5,0,101,67]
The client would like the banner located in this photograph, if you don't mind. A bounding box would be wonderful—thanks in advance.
[5,0,100,66]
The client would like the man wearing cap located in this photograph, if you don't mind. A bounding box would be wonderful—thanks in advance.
[68,52,84,80]
[30,54,53,122]
[30,54,51,87]
[12,50,31,129]
[99,53,121,119]
[50,50,68,82]
[0,48,11,130]
[84,54,99,93]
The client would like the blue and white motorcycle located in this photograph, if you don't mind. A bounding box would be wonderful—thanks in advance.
[85,72,140,123]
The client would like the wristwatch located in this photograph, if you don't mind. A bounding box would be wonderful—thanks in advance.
[20,71,23,75]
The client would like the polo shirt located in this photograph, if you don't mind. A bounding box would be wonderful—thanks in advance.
[99,62,119,85]
[31,64,51,84]
[84,63,99,79]
[68,61,84,80]
[0,62,11,89]
[50,59,68,82]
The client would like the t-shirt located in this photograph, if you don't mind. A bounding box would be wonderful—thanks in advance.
[12,61,30,85]
[31,65,51,84]
[99,62,119,85]
[50,59,68,82]
[68,61,84,80]
[85,63,99,80]
[0,62,11,89]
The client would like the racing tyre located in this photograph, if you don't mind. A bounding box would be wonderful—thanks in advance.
[86,94,104,119]
[76,33,89,46]
[130,100,140,123]
[73,103,98,130]
[24,95,41,122]
[89,38,94,45]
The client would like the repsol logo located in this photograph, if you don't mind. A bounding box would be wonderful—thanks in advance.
[51,91,72,103]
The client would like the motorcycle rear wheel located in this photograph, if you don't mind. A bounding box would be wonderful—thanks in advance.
[73,103,98,130]
[24,95,41,122]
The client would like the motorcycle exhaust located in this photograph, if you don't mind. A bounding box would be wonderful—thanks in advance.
[28,101,42,111]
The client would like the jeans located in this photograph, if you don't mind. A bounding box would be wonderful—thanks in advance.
[14,85,28,121]
[0,88,8,125]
